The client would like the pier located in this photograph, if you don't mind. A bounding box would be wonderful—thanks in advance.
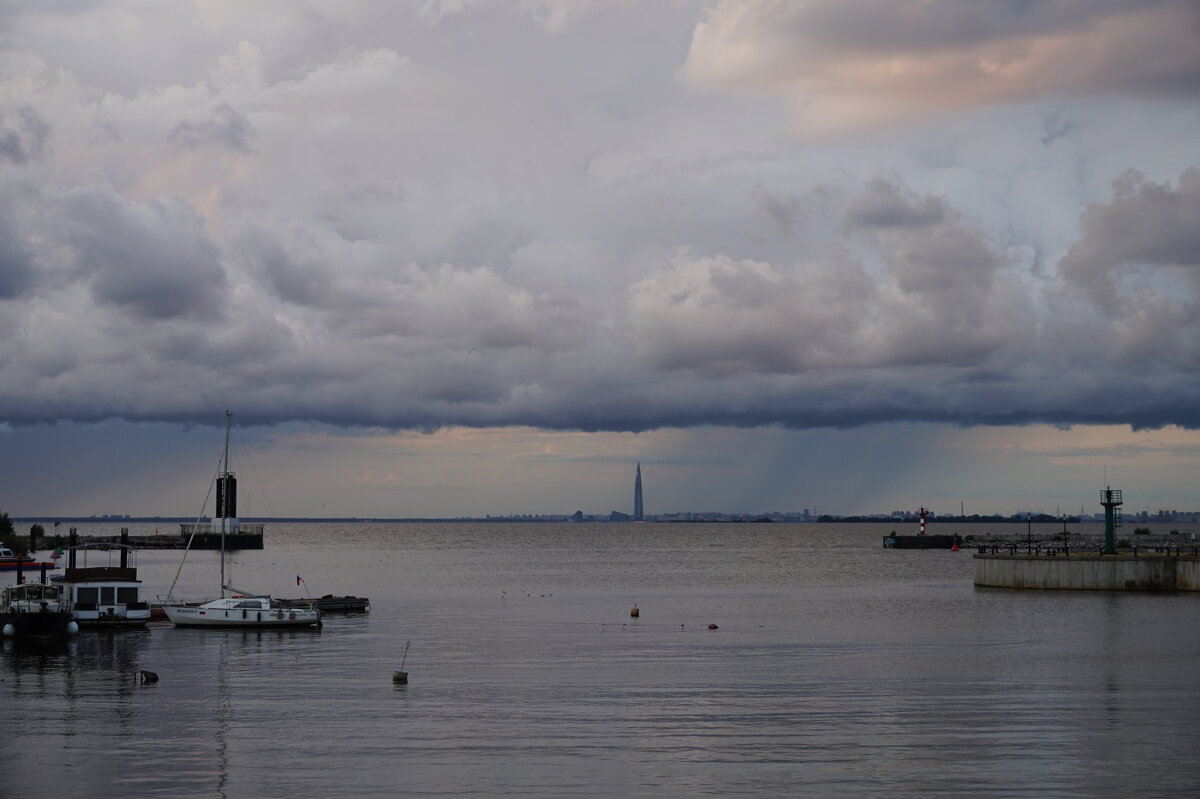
[970,487,1200,591]
[974,549,1200,591]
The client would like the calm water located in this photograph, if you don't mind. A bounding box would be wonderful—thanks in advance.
[5,522,1200,798]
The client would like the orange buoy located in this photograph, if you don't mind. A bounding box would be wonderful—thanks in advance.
[630,605,639,618]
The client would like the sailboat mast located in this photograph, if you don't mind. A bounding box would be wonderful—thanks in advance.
[220,410,231,597]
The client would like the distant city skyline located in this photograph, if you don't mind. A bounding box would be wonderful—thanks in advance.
[1,421,1198,520]
[14,504,1200,525]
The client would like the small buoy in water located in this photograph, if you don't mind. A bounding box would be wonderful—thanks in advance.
[66,621,79,635]
[951,543,959,552]
[394,640,411,684]
[2,623,14,637]
[708,623,719,630]
[630,605,639,618]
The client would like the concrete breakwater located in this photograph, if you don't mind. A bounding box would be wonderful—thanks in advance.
[974,551,1200,591]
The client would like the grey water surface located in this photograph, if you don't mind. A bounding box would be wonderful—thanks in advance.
[4,522,1199,798]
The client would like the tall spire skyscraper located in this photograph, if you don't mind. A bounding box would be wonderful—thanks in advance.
[634,462,644,521]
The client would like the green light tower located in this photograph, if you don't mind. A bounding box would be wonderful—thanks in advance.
[1100,487,1123,553]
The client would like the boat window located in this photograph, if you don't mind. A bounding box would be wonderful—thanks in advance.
[234,600,261,608]
[117,587,138,603]
[100,586,116,604]
[77,587,100,604]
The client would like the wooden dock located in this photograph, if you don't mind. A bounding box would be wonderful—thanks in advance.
[78,534,187,549]
[280,595,371,612]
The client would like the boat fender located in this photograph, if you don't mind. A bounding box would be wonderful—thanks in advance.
[242,609,247,619]
[257,611,261,622]
[289,612,296,621]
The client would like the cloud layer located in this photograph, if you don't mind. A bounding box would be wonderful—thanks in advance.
[0,1,1197,433]
[682,0,1200,135]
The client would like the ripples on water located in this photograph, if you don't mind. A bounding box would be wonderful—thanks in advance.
[4,522,1200,798]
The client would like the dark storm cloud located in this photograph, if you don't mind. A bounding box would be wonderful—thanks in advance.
[238,227,337,310]
[0,1,1196,435]
[722,0,1179,54]
[169,104,255,152]
[0,105,51,164]
[1061,168,1200,307]
[843,178,946,229]
[1054,168,1200,373]
[55,183,227,320]
[0,211,35,299]
[631,177,1030,389]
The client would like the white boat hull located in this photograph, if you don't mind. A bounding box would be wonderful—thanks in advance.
[163,596,321,628]
[74,607,153,629]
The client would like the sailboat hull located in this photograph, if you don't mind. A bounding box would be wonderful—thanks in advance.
[163,597,321,628]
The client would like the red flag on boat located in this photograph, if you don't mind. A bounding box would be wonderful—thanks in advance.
[296,575,302,586]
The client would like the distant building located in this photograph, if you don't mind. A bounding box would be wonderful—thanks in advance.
[634,462,644,521]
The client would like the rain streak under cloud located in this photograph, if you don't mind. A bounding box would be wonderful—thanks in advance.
[0,1,1198,516]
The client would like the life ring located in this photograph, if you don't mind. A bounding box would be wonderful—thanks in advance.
[884,537,896,548]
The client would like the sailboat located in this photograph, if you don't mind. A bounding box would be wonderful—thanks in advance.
[162,411,322,629]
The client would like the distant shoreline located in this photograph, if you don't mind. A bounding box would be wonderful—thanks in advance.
[9,515,1113,525]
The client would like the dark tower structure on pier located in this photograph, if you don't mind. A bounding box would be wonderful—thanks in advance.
[1100,486,1123,553]
[216,474,237,519]
[634,462,644,521]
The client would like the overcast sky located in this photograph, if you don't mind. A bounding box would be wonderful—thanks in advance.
[1,1,1198,519]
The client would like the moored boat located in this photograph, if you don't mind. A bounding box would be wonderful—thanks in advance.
[165,594,320,628]
[55,537,152,630]
[0,545,59,573]
[2,581,76,640]
[160,411,322,630]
